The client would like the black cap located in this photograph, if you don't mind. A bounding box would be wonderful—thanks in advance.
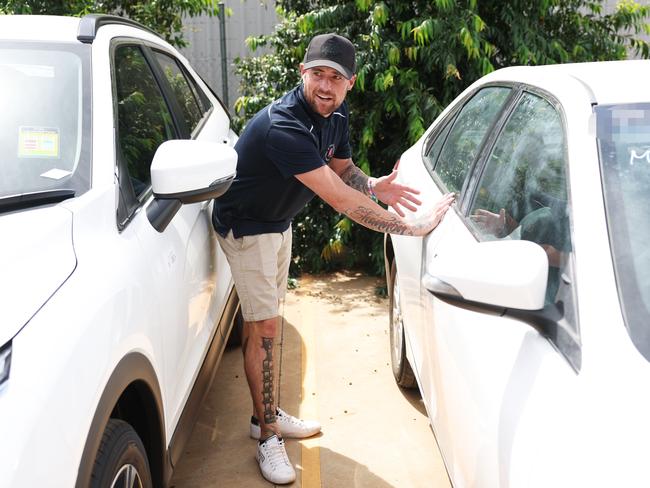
[303,33,356,80]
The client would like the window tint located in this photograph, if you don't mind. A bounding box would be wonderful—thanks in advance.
[424,119,453,173]
[433,87,511,194]
[154,51,205,133]
[469,92,571,306]
[186,70,212,114]
[114,45,176,199]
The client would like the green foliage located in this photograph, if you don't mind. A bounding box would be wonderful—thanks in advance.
[0,0,222,47]
[232,0,649,276]
[114,46,174,188]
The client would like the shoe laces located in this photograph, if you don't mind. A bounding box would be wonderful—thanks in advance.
[277,408,301,425]
[263,437,291,470]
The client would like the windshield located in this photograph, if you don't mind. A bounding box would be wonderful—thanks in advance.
[0,41,91,205]
[597,102,650,362]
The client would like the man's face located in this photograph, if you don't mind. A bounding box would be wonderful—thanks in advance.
[300,64,356,118]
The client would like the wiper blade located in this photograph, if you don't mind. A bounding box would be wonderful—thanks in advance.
[0,189,76,213]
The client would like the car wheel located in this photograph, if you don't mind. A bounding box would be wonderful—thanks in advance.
[389,261,417,388]
[90,419,153,488]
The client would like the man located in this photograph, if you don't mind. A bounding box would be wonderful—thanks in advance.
[213,33,454,484]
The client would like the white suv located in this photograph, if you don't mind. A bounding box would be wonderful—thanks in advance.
[0,14,240,487]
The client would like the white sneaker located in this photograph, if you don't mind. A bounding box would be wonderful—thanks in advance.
[256,434,296,484]
[250,407,321,440]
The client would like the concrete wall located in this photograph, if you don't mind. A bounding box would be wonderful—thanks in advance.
[604,0,650,58]
[180,1,278,111]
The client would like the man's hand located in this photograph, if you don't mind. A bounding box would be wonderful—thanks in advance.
[414,192,455,235]
[471,208,506,236]
[296,164,455,237]
[372,170,422,217]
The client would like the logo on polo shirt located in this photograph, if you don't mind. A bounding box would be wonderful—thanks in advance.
[324,144,335,162]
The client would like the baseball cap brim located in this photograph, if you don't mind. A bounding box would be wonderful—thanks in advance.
[303,59,353,80]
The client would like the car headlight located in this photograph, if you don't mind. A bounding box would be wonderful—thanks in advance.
[0,341,11,387]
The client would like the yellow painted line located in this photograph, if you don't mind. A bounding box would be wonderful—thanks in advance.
[300,301,321,488]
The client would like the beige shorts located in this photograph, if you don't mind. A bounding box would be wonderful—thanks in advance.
[217,227,292,322]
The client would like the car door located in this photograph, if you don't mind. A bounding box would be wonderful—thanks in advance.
[394,86,514,403]
[423,88,580,487]
[111,41,232,433]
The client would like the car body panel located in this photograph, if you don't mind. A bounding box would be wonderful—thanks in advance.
[0,16,237,487]
[90,21,235,444]
[0,206,76,345]
[388,60,650,487]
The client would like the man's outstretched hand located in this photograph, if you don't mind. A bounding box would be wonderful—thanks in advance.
[420,192,456,235]
[403,192,456,237]
[372,170,422,217]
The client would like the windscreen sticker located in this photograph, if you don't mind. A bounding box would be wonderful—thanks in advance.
[40,168,72,180]
[18,126,60,158]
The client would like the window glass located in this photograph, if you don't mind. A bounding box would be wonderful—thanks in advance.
[153,51,204,132]
[597,102,650,362]
[186,70,212,114]
[424,119,453,173]
[434,87,511,194]
[0,42,91,200]
[114,45,176,198]
[469,92,570,305]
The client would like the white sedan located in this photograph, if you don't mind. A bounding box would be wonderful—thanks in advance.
[385,59,650,487]
[0,15,239,488]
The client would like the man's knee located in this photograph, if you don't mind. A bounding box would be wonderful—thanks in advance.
[246,317,278,339]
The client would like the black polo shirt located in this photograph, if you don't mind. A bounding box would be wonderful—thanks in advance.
[212,85,352,237]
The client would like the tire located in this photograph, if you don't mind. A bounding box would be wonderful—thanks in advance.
[90,419,153,488]
[389,260,417,388]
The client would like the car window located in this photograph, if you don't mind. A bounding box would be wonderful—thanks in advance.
[468,91,571,307]
[114,45,176,200]
[185,67,212,115]
[153,51,207,134]
[423,119,453,173]
[597,102,650,362]
[0,42,91,202]
[432,87,511,194]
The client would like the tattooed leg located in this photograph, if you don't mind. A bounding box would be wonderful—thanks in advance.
[261,337,275,426]
[243,317,279,439]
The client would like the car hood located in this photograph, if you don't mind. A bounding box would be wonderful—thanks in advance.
[0,205,76,345]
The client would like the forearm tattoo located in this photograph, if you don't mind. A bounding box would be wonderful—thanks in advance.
[261,337,276,426]
[339,164,371,196]
[345,206,427,236]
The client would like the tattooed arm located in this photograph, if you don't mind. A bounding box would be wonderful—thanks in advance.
[330,157,424,217]
[296,164,454,236]
[331,157,374,195]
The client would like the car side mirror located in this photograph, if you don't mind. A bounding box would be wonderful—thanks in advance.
[422,239,548,311]
[146,140,237,232]
[422,239,583,372]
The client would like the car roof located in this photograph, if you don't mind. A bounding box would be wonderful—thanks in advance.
[0,15,82,42]
[483,59,650,106]
[0,14,161,44]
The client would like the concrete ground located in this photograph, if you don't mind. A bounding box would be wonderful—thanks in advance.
[170,271,451,488]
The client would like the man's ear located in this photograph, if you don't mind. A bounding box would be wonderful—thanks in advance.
[347,74,357,91]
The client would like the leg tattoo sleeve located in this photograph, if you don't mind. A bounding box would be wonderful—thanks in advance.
[261,337,276,426]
